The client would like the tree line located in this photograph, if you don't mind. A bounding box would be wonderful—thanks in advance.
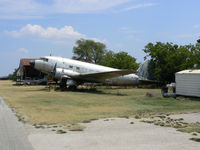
[144,42,200,83]
[73,39,200,83]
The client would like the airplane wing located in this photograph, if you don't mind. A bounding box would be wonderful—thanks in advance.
[72,70,134,82]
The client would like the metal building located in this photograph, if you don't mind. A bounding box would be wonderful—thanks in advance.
[176,70,200,97]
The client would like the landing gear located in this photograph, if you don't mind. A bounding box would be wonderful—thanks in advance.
[59,79,78,91]
[60,79,67,90]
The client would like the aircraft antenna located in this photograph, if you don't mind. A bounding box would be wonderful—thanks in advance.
[50,50,53,56]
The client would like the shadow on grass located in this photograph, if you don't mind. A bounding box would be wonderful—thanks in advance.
[101,86,137,90]
[12,84,24,86]
[176,96,200,102]
[12,84,128,96]
[57,87,128,96]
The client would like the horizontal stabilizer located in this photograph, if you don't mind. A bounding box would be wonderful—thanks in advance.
[139,79,158,84]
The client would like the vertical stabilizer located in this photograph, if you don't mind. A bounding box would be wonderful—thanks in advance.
[136,60,150,80]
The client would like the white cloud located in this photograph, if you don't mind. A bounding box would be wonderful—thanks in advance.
[120,3,157,12]
[17,48,29,53]
[0,0,132,18]
[0,0,158,19]
[6,24,85,40]
[5,24,105,45]
[0,0,42,19]
[52,0,131,13]
[0,0,39,13]
[90,37,107,44]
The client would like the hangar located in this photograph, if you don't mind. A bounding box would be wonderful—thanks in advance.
[17,58,45,81]
[176,70,200,97]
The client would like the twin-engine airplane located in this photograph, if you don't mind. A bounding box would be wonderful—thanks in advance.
[30,56,150,89]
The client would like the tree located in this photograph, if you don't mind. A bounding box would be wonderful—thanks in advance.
[73,39,106,63]
[190,43,200,68]
[143,42,199,83]
[100,51,139,71]
[99,50,115,67]
[8,68,19,81]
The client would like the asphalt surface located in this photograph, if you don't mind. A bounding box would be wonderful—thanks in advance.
[0,97,33,150]
[29,117,200,150]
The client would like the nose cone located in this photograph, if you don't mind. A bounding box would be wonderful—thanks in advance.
[29,60,35,67]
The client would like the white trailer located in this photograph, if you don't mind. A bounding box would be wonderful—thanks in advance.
[175,70,200,97]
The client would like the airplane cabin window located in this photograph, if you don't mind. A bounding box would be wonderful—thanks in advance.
[69,65,73,69]
[76,67,80,70]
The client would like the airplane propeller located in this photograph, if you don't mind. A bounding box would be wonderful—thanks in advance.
[49,63,57,80]
[53,63,57,78]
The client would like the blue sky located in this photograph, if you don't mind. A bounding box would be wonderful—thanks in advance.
[0,0,200,76]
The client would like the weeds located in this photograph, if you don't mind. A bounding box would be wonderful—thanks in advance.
[66,124,86,131]
[15,113,26,123]
[140,120,154,124]
[56,130,67,134]
[191,132,198,136]
[135,115,141,119]
[189,138,200,142]
[82,120,91,123]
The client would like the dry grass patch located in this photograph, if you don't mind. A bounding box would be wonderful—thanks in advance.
[0,81,200,126]
[65,124,86,131]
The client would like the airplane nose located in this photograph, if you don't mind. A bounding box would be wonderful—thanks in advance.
[29,60,35,67]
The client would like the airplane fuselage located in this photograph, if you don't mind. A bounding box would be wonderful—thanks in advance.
[32,56,139,86]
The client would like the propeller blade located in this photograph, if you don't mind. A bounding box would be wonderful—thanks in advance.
[52,63,57,77]
[49,63,57,80]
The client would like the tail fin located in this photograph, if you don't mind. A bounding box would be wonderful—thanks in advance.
[136,60,150,80]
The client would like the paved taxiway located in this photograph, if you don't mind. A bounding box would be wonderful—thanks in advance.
[28,114,200,150]
[0,97,33,150]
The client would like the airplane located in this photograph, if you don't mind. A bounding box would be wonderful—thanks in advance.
[29,56,151,89]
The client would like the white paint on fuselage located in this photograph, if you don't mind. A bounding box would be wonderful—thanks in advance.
[35,56,139,85]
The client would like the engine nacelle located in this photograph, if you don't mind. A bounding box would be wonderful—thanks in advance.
[54,68,80,79]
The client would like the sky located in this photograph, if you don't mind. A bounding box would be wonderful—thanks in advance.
[0,0,200,76]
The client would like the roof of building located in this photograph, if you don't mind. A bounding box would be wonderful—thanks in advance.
[20,59,37,66]
[176,69,200,74]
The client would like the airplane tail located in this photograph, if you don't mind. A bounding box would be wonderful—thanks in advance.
[136,60,151,80]
[136,60,158,84]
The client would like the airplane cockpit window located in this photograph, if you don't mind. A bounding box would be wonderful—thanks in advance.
[40,57,49,62]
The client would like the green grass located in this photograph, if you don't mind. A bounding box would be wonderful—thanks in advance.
[189,138,200,142]
[56,130,67,134]
[0,81,200,125]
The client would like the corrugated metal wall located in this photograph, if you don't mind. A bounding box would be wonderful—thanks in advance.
[176,74,200,97]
